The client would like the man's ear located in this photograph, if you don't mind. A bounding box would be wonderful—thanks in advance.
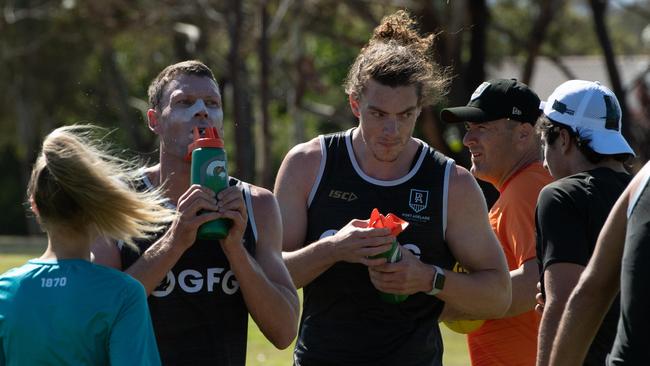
[518,122,534,139]
[349,94,361,118]
[559,128,572,154]
[512,122,533,148]
[147,109,160,133]
[29,196,40,217]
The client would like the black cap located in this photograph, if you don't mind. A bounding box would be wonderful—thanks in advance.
[440,78,541,124]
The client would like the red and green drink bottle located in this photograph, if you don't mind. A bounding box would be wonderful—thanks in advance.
[188,126,231,239]
[368,208,410,304]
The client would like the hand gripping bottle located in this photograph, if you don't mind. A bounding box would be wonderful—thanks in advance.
[188,126,231,239]
[367,208,410,304]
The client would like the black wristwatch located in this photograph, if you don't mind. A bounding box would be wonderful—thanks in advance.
[425,265,445,296]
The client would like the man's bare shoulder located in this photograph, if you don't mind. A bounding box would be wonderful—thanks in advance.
[448,164,478,190]
[447,164,489,214]
[275,137,323,195]
[283,137,322,167]
[245,184,282,249]
[247,184,277,210]
[629,161,650,199]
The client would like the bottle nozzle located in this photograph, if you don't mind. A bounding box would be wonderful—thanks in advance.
[186,127,224,161]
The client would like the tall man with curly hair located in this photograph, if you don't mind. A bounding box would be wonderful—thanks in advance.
[275,11,511,366]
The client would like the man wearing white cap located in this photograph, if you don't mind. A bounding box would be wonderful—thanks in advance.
[548,160,650,366]
[535,80,635,366]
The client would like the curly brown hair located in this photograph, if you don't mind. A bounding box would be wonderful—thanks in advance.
[344,10,450,106]
[536,116,630,164]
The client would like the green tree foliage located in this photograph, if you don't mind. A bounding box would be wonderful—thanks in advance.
[1,0,648,234]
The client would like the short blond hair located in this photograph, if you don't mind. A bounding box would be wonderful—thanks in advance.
[27,125,176,248]
[147,60,217,111]
[344,10,450,106]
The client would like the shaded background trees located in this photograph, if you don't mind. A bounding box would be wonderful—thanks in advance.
[1,0,649,235]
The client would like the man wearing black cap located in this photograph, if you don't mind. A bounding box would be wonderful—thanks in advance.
[440,79,553,366]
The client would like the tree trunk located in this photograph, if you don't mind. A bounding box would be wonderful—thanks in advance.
[228,0,255,181]
[289,3,305,146]
[14,77,41,235]
[466,0,487,95]
[589,0,635,148]
[521,0,561,84]
[259,0,273,189]
[415,2,458,154]
[100,44,150,152]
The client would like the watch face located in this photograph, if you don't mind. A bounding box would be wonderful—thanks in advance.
[434,271,446,290]
[427,266,445,295]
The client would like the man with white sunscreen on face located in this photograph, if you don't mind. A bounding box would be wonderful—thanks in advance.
[178,99,224,124]
[91,60,299,365]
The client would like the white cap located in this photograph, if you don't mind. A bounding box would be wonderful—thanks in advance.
[540,80,635,156]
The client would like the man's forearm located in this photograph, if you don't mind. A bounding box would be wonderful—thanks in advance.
[126,234,186,294]
[437,268,511,320]
[283,238,336,289]
[501,260,537,317]
[227,246,300,349]
[549,283,615,365]
[536,299,564,366]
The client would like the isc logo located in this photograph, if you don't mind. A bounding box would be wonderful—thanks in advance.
[328,189,358,202]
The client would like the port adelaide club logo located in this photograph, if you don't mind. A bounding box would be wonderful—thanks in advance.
[409,189,428,213]
[402,189,431,223]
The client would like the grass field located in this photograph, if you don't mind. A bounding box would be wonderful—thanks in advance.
[1,252,470,365]
[246,309,470,366]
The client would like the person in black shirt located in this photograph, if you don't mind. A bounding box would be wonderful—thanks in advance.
[274,10,511,366]
[548,160,650,366]
[91,60,300,365]
[535,80,635,366]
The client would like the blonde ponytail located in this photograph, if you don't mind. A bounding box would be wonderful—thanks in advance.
[27,125,176,248]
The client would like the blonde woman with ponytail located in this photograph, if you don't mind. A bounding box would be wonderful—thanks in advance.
[0,125,174,365]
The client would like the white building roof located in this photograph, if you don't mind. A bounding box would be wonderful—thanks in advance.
[489,55,649,109]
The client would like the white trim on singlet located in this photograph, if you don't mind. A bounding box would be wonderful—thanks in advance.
[628,168,650,218]
[142,172,175,210]
[118,173,259,245]
[118,172,170,250]
[442,158,455,241]
[242,181,259,242]
[345,129,428,187]
[307,135,328,208]
[142,172,154,190]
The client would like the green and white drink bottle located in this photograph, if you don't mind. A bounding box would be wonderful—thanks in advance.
[367,208,409,304]
[188,126,231,239]
[370,240,408,303]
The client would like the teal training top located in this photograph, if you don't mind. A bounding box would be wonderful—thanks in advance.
[0,258,161,366]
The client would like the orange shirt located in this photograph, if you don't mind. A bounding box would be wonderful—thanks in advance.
[468,162,553,366]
